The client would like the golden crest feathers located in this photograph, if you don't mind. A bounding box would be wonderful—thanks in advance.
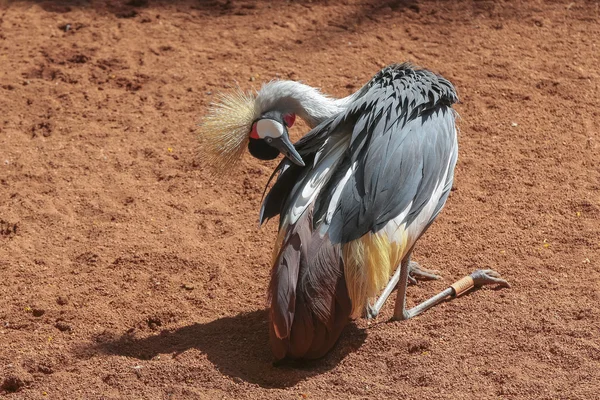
[197,88,259,176]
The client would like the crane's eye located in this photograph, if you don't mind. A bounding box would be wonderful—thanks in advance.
[265,137,273,143]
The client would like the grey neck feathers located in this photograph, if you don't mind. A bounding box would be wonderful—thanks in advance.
[255,81,355,128]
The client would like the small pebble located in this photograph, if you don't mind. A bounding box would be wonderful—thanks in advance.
[32,309,45,317]
[407,338,431,354]
[181,283,195,291]
[55,321,72,332]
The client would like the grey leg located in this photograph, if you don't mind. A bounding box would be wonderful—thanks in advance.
[366,256,441,319]
[366,261,403,319]
[392,255,453,320]
[366,254,510,320]
[393,267,510,321]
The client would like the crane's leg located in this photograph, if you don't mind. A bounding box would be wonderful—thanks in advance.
[393,261,510,321]
[366,255,434,319]
[365,254,510,320]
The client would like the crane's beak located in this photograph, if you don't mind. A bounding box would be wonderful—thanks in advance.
[270,134,305,167]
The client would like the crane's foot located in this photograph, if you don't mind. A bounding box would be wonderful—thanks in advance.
[408,261,441,285]
[365,303,378,320]
[470,269,511,289]
[393,269,511,321]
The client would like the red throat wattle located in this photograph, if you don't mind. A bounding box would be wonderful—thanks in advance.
[284,114,296,128]
[250,122,259,139]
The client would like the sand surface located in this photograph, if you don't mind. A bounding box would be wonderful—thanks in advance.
[1,0,599,398]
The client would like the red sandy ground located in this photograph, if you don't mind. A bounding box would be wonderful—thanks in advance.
[1,0,599,398]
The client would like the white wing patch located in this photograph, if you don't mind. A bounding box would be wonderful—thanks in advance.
[383,129,457,248]
[285,136,350,226]
[404,150,455,248]
[325,164,354,224]
[381,201,413,242]
[312,137,329,166]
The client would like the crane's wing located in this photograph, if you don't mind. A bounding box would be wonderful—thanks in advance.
[261,64,458,245]
[323,106,457,244]
[320,65,458,243]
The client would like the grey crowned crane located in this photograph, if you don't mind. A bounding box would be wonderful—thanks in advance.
[198,63,509,361]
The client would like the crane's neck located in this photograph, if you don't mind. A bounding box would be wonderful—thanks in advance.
[255,81,355,128]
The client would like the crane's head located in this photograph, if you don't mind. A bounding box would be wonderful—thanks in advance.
[197,88,304,176]
[248,110,303,165]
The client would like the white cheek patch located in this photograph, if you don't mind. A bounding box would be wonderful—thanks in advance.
[256,119,284,139]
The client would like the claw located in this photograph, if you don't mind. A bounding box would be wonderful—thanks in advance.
[409,261,442,282]
[365,303,378,320]
[470,269,511,289]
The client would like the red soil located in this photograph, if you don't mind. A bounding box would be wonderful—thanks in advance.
[1,0,599,398]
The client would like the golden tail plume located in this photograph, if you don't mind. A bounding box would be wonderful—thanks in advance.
[343,230,407,317]
[197,89,259,175]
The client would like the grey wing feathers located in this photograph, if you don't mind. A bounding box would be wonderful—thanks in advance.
[259,118,338,226]
[327,107,457,244]
[261,63,459,244]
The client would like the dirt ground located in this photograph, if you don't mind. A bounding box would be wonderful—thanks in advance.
[1,0,599,398]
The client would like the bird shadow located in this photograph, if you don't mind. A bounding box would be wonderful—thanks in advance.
[81,309,366,388]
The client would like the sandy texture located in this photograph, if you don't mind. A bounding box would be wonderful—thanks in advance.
[1,0,599,398]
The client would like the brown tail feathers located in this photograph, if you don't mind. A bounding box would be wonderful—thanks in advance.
[268,210,352,360]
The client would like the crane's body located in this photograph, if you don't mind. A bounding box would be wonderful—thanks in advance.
[198,63,509,361]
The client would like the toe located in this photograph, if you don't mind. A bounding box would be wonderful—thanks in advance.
[471,269,511,289]
[365,304,377,320]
